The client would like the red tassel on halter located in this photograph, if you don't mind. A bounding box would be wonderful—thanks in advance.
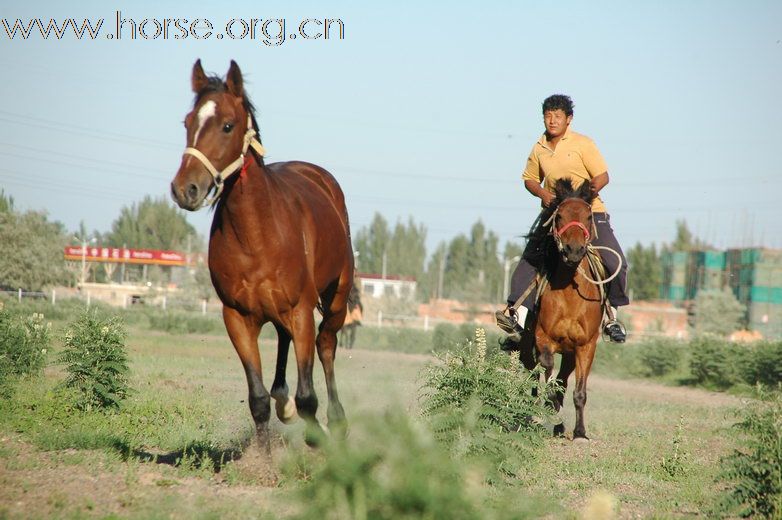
[239,155,253,179]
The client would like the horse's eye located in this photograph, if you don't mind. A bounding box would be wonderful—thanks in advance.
[223,123,235,133]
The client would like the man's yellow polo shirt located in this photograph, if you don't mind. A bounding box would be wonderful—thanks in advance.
[521,127,608,213]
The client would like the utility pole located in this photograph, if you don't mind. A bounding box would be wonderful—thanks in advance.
[437,254,446,300]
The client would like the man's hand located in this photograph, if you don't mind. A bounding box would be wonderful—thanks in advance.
[541,191,557,207]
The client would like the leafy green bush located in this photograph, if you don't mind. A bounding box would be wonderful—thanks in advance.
[421,328,556,477]
[638,339,685,377]
[431,322,502,353]
[743,341,782,388]
[719,390,782,518]
[688,336,744,390]
[0,306,51,386]
[59,311,131,411]
[691,289,745,336]
[286,408,554,520]
[147,310,222,335]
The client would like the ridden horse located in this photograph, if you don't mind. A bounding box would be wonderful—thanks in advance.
[519,179,602,440]
[170,60,353,450]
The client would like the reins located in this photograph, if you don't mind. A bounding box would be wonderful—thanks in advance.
[182,114,266,208]
[509,197,622,311]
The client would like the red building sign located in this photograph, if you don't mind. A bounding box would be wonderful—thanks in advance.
[63,246,187,266]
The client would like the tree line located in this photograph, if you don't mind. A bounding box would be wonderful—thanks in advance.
[0,186,712,305]
[0,190,200,291]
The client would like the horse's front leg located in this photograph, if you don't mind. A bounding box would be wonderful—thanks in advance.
[552,352,575,437]
[536,338,565,435]
[223,306,272,454]
[573,339,598,440]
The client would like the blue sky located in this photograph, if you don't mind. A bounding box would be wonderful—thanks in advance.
[1,0,780,255]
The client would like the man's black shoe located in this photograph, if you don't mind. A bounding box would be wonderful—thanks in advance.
[603,321,626,343]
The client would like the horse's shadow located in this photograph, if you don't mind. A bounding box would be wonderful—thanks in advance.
[110,433,255,473]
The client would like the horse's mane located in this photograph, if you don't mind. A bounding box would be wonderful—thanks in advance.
[522,178,594,268]
[193,74,264,163]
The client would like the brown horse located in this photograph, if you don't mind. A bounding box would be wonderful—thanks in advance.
[520,179,602,440]
[170,60,353,451]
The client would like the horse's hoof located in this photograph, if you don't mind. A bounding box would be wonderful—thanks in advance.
[304,422,329,448]
[275,396,297,424]
[573,436,591,444]
[553,423,566,437]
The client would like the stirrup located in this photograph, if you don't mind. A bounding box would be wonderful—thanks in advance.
[602,319,627,343]
[495,307,521,335]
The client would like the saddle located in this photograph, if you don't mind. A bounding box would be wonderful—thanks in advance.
[494,247,608,335]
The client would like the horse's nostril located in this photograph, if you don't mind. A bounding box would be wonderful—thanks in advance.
[187,183,199,201]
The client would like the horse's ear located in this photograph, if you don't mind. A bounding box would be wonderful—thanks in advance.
[553,179,572,201]
[578,180,594,203]
[191,59,208,94]
[225,60,244,97]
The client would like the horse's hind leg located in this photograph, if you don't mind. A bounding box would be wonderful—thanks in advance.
[223,306,272,454]
[316,280,349,435]
[271,323,296,424]
[289,303,324,446]
[573,340,598,440]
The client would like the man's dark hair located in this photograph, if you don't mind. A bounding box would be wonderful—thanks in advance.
[542,94,574,117]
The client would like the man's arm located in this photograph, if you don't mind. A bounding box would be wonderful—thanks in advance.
[590,172,609,197]
[525,179,556,207]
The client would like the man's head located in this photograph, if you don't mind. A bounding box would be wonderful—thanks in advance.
[542,94,574,139]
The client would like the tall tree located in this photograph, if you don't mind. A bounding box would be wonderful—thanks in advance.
[442,220,502,302]
[354,213,391,275]
[107,195,197,251]
[0,205,69,291]
[387,217,427,280]
[627,242,662,300]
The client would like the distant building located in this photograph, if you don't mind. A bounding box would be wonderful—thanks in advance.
[357,273,417,300]
[659,247,782,337]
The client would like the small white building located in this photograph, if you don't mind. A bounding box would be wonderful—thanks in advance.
[358,273,417,300]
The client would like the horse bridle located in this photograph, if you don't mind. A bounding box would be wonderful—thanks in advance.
[544,198,595,253]
[181,113,266,207]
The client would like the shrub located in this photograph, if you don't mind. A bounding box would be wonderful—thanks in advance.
[719,390,782,518]
[0,306,50,384]
[688,336,744,390]
[420,328,557,477]
[147,310,222,335]
[286,408,554,520]
[638,339,685,377]
[59,311,131,411]
[743,341,782,388]
[691,289,745,336]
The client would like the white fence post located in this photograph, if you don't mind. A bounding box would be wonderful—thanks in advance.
[18,288,22,302]
[377,310,383,328]
[201,299,207,315]
[424,314,429,331]
[162,295,167,311]
[51,289,56,305]
[123,295,128,309]
[86,291,91,307]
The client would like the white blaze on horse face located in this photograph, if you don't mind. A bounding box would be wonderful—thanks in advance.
[192,100,217,147]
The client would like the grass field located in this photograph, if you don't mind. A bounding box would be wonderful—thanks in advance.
[0,316,746,519]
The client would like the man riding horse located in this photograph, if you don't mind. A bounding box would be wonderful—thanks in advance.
[500,94,628,345]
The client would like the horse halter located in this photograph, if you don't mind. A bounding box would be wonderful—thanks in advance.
[181,113,266,207]
[544,199,594,252]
